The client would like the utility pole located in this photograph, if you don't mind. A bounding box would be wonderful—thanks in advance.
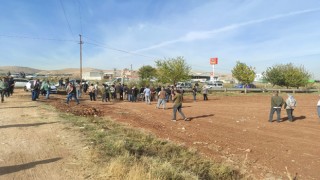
[79,34,83,84]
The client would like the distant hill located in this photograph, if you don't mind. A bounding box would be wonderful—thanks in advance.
[0,66,106,76]
[37,68,104,75]
[0,66,42,74]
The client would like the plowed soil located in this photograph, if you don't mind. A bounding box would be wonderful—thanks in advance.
[2,89,320,179]
[48,92,320,179]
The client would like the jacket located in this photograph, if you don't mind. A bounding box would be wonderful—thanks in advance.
[173,93,183,107]
[271,96,284,108]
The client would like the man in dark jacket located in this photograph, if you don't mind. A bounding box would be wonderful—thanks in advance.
[66,82,80,105]
[269,91,285,122]
[172,90,189,121]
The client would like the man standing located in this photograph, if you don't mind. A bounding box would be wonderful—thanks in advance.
[105,84,111,102]
[202,85,209,101]
[132,86,138,102]
[143,86,151,104]
[8,77,15,96]
[0,77,7,103]
[41,80,50,99]
[59,78,63,88]
[156,87,166,109]
[284,94,296,122]
[32,79,40,101]
[269,91,285,122]
[172,90,189,121]
[88,84,96,101]
[192,86,197,102]
[115,83,121,100]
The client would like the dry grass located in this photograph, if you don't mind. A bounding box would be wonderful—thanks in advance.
[60,114,240,179]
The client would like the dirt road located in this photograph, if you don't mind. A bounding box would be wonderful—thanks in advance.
[0,90,95,179]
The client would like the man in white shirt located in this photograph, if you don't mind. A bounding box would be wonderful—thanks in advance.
[143,86,151,105]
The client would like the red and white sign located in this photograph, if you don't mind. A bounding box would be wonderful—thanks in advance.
[210,57,218,65]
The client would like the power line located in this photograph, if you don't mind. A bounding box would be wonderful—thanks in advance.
[83,36,160,59]
[86,41,158,59]
[59,0,75,40]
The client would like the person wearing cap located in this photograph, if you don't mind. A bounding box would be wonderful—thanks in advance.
[172,89,189,121]
[269,91,285,122]
[284,94,296,122]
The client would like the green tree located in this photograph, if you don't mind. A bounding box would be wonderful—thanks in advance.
[155,56,191,85]
[263,65,285,87]
[231,61,256,86]
[137,65,156,81]
[137,65,157,87]
[263,63,311,88]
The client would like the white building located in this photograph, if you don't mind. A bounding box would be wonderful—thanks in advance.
[254,73,264,82]
[82,72,103,80]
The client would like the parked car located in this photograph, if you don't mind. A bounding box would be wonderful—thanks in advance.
[25,80,57,94]
[13,78,29,88]
[234,83,256,88]
[206,81,224,88]
[176,82,192,90]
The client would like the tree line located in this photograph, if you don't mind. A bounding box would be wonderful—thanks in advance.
[232,61,311,89]
[137,57,312,89]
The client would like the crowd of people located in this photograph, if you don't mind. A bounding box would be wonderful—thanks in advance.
[62,82,210,121]
[1,76,320,122]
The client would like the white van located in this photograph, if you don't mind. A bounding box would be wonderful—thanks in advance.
[206,81,223,88]
[13,78,29,88]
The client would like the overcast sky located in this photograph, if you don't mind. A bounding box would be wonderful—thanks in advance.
[0,0,320,78]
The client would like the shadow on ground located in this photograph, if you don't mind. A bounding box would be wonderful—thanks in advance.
[0,157,62,175]
[0,122,60,129]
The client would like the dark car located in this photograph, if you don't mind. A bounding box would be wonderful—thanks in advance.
[234,83,256,88]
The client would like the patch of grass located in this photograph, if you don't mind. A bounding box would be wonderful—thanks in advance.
[59,113,240,179]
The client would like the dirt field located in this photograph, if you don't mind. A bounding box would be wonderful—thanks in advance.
[2,89,320,179]
[49,91,320,179]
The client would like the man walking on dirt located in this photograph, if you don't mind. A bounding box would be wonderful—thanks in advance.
[66,82,80,105]
[32,79,40,101]
[172,90,189,121]
[269,91,285,122]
